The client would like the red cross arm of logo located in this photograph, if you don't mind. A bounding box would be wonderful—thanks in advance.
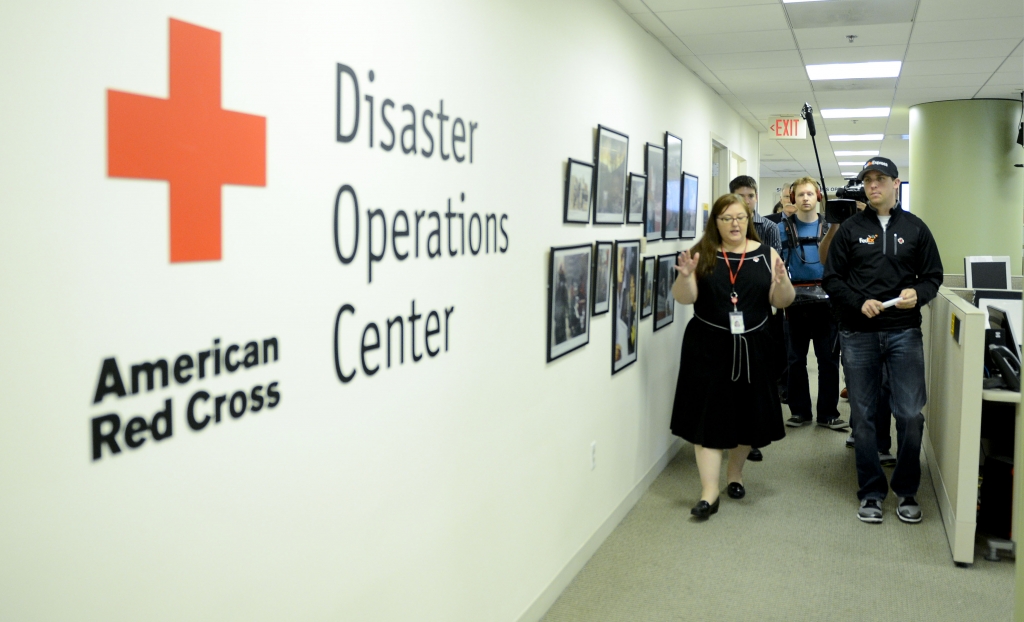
[108,18,266,263]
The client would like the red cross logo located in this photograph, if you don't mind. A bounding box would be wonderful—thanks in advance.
[107,18,266,263]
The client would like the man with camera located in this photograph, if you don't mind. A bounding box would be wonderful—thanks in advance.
[778,177,845,432]
[822,157,943,524]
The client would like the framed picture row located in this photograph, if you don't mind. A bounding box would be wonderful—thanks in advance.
[562,125,698,239]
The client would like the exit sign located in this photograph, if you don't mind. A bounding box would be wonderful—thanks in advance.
[770,117,806,139]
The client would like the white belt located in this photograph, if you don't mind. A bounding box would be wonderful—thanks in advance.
[694,313,767,383]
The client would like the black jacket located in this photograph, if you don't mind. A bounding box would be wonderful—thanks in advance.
[822,203,943,332]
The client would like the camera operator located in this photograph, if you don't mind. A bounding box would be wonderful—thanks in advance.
[778,177,845,432]
[821,157,943,524]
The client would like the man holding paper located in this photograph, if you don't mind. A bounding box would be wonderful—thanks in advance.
[821,157,943,524]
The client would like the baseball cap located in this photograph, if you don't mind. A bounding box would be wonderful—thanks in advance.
[856,157,898,181]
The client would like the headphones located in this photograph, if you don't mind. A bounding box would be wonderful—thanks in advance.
[790,181,823,204]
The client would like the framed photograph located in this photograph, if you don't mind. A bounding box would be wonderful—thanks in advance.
[640,256,655,318]
[593,125,629,224]
[644,143,664,241]
[563,158,594,224]
[626,173,646,225]
[592,241,613,315]
[682,172,699,239]
[663,132,682,240]
[547,244,592,362]
[654,253,678,331]
[612,239,641,374]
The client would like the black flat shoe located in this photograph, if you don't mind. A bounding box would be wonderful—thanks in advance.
[747,448,763,462]
[727,482,745,499]
[690,498,720,519]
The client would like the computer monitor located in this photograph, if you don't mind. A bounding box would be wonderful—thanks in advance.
[965,256,1011,290]
[899,181,910,212]
[988,305,1021,359]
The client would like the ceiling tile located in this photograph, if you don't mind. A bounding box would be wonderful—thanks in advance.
[794,23,912,49]
[644,0,777,9]
[681,30,796,55]
[911,18,1024,44]
[884,107,911,133]
[902,57,1006,76]
[613,0,649,14]
[997,54,1024,75]
[728,79,811,95]
[657,4,789,36]
[894,86,981,105]
[785,0,917,29]
[812,88,896,107]
[700,50,803,71]
[984,70,1024,87]
[974,85,1024,99]
[629,12,674,38]
[800,45,908,65]
[904,39,1023,62]
[821,118,889,134]
[899,73,990,89]
[915,0,1023,22]
[657,35,695,58]
[714,66,809,84]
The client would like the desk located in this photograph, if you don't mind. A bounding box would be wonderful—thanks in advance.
[983,389,1023,546]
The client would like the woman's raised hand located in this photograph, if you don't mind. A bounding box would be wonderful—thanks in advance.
[772,255,787,285]
[675,250,699,278]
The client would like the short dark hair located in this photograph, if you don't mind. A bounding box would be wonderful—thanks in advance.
[729,175,757,194]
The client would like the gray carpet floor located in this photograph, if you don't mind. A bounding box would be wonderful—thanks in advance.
[541,370,1015,622]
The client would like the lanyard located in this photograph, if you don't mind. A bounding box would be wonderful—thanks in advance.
[721,240,748,311]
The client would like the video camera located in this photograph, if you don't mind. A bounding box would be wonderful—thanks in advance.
[825,180,866,223]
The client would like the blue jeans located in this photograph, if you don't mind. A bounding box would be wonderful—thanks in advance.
[786,303,840,422]
[840,328,927,500]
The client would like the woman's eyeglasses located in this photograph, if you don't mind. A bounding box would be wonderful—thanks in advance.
[717,215,748,224]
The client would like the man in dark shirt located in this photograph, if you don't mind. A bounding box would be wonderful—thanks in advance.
[822,157,943,524]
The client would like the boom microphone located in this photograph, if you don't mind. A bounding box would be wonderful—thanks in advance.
[801,103,816,137]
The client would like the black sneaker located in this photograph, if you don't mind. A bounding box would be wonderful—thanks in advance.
[817,418,849,431]
[785,416,812,427]
[897,496,922,523]
[845,434,855,448]
[858,498,883,523]
[747,447,763,462]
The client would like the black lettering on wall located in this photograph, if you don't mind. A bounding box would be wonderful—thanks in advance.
[425,311,440,356]
[444,306,455,351]
[124,416,148,449]
[437,100,449,160]
[263,338,279,363]
[485,214,497,253]
[427,212,441,258]
[188,391,211,430]
[335,63,359,143]
[173,354,194,383]
[250,385,265,412]
[93,357,127,404]
[400,104,416,154]
[421,109,435,157]
[392,210,409,260]
[408,299,423,362]
[91,413,121,460]
[334,185,359,265]
[380,99,395,151]
[386,315,404,367]
[334,304,356,383]
[131,360,168,394]
[499,215,509,252]
[361,322,381,376]
[468,213,481,255]
[225,345,240,372]
[367,208,386,283]
[267,382,281,408]
[452,118,465,163]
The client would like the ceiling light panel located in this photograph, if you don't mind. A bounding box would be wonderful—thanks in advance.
[838,162,866,166]
[785,0,917,29]
[835,150,879,156]
[829,134,884,141]
[807,61,902,80]
[821,107,890,118]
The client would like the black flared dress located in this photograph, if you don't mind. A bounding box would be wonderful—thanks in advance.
[670,243,786,449]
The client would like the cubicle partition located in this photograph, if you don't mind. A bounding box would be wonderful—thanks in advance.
[921,286,986,565]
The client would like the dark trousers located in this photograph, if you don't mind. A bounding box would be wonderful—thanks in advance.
[786,303,840,422]
[841,328,927,500]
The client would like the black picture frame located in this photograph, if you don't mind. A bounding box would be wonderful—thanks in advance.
[563,158,594,224]
[644,143,664,241]
[612,239,641,374]
[640,256,655,319]
[663,132,682,240]
[547,244,593,362]
[681,172,699,240]
[654,252,678,331]
[592,241,613,315]
[626,173,646,225]
[593,125,629,225]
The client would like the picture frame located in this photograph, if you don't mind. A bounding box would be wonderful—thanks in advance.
[682,172,699,240]
[563,158,594,224]
[547,244,593,362]
[644,143,665,241]
[626,173,646,225]
[663,132,682,240]
[640,256,655,318]
[592,241,614,315]
[593,125,630,224]
[612,239,641,374]
[654,252,678,331]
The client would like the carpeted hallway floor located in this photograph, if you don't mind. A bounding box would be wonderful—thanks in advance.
[540,369,1015,622]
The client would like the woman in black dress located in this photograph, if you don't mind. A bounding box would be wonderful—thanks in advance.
[671,194,795,519]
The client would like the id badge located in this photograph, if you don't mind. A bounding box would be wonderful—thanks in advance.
[729,311,745,334]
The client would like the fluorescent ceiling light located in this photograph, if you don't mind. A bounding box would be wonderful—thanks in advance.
[841,172,859,176]
[806,61,902,81]
[835,150,879,156]
[838,162,865,166]
[830,134,884,142]
[821,107,890,119]
[902,135,910,139]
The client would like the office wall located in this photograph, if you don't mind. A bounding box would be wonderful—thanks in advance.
[0,1,759,620]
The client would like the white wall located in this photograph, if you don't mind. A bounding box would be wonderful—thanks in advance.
[0,1,759,620]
